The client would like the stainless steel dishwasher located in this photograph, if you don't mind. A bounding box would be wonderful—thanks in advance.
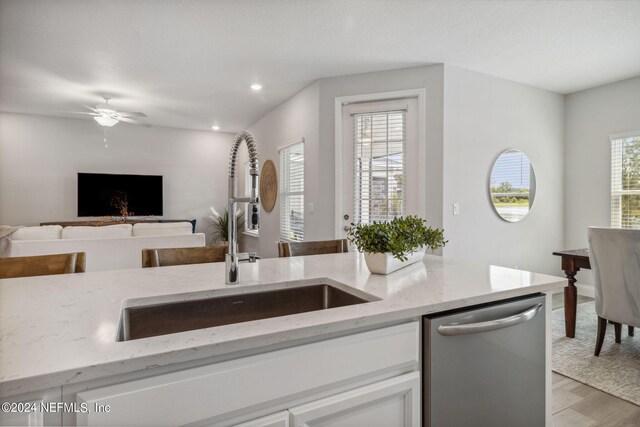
[423,294,545,427]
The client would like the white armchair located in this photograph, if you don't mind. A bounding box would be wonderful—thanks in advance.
[588,227,640,356]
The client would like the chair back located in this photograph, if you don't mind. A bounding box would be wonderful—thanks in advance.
[588,227,640,327]
[0,252,86,279]
[278,239,348,258]
[142,245,227,268]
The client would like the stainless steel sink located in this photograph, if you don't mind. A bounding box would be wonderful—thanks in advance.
[117,279,377,341]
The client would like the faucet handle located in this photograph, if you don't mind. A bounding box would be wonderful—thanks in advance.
[248,201,260,230]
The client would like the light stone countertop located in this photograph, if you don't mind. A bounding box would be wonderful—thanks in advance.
[0,253,565,396]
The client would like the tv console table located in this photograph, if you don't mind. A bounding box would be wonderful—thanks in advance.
[41,219,197,233]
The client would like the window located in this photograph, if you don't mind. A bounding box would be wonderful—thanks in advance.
[279,140,304,241]
[611,134,640,228]
[353,110,406,224]
[244,161,259,234]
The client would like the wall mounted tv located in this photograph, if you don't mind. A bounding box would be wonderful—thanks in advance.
[77,173,163,217]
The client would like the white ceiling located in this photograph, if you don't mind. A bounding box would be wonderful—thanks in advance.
[1,0,639,132]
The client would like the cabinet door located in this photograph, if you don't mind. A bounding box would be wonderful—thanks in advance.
[0,400,44,427]
[232,410,290,427]
[75,322,418,426]
[0,388,62,427]
[289,372,419,427]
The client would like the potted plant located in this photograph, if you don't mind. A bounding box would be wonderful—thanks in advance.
[347,216,446,274]
[208,207,245,246]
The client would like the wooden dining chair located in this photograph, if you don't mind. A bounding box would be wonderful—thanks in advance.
[588,227,639,356]
[0,252,86,279]
[277,239,349,258]
[141,245,228,268]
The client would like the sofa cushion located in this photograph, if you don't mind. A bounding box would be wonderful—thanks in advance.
[133,222,193,237]
[61,224,133,239]
[12,225,63,240]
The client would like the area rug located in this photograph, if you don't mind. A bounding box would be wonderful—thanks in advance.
[552,302,640,406]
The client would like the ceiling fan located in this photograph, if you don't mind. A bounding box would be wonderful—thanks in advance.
[65,96,149,127]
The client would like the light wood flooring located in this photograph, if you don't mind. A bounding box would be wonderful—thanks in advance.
[551,293,640,426]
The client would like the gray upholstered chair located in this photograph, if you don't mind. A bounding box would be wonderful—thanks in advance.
[588,227,640,356]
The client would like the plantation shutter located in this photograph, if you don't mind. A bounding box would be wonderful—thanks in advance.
[610,133,640,228]
[353,110,406,225]
[279,140,304,241]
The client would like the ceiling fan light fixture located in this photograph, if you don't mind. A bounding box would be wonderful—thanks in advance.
[95,103,116,114]
[94,115,118,127]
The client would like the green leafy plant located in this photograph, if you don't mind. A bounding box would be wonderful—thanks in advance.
[209,207,245,244]
[347,216,447,261]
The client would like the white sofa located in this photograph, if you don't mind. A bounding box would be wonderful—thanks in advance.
[7,223,205,272]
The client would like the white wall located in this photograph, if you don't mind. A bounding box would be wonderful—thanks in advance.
[564,76,640,248]
[7,67,630,277]
[246,66,444,258]
[0,112,232,240]
[563,76,640,286]
[245,82,320,258]
[247,64,568,274]
[442,65,565,275]
[317,65,445,235]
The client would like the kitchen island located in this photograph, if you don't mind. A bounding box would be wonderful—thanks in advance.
[0,253,565,426]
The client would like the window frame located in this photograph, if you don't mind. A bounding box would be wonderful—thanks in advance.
[610,132,640,228]
[279,139,305,242]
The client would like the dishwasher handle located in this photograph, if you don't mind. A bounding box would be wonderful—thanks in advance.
[436,303,543,336]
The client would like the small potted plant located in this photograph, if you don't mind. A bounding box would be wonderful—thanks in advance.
[208,207,245,246]
[347,216,446,274]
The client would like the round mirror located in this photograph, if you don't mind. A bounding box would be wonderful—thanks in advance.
[489,149,536,222]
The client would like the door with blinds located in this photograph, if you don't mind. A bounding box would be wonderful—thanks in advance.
[340,98,420,236]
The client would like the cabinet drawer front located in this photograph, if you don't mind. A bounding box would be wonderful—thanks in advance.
[289,371,420,427]
[76,322,419,426]
[232,411,290,427]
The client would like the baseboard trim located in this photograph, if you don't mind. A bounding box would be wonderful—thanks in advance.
[576,283,595,298]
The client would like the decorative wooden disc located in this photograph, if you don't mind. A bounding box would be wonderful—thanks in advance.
[260,159,278,213]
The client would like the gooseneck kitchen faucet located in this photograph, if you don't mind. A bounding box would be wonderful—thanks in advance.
[226,130,260,284]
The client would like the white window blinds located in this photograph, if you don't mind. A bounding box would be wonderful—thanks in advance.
[611,134,640,228]
[280,141,304,241]
[353,110,406,224]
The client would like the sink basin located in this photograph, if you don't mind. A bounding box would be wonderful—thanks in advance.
[117,279,377,341]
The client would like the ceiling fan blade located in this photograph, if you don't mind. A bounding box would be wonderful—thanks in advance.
[61,111,99,116]
[82,105,99,113]
[118,111,147,118]
[118,116,152,127]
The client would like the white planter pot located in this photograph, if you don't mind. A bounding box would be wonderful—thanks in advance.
[363,247,426,275]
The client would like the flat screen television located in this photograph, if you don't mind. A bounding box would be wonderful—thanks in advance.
[77,173,163,217]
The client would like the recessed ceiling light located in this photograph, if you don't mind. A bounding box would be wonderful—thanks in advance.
[212,125,220,131]
[250,83,263,91]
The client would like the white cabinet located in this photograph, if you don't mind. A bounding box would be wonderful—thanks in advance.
[232,411,290,427]
[73,322,419,426]
[0,399,44,427]
[230,372,419,427]
[0,388,62,427]
[289,372,420,427]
